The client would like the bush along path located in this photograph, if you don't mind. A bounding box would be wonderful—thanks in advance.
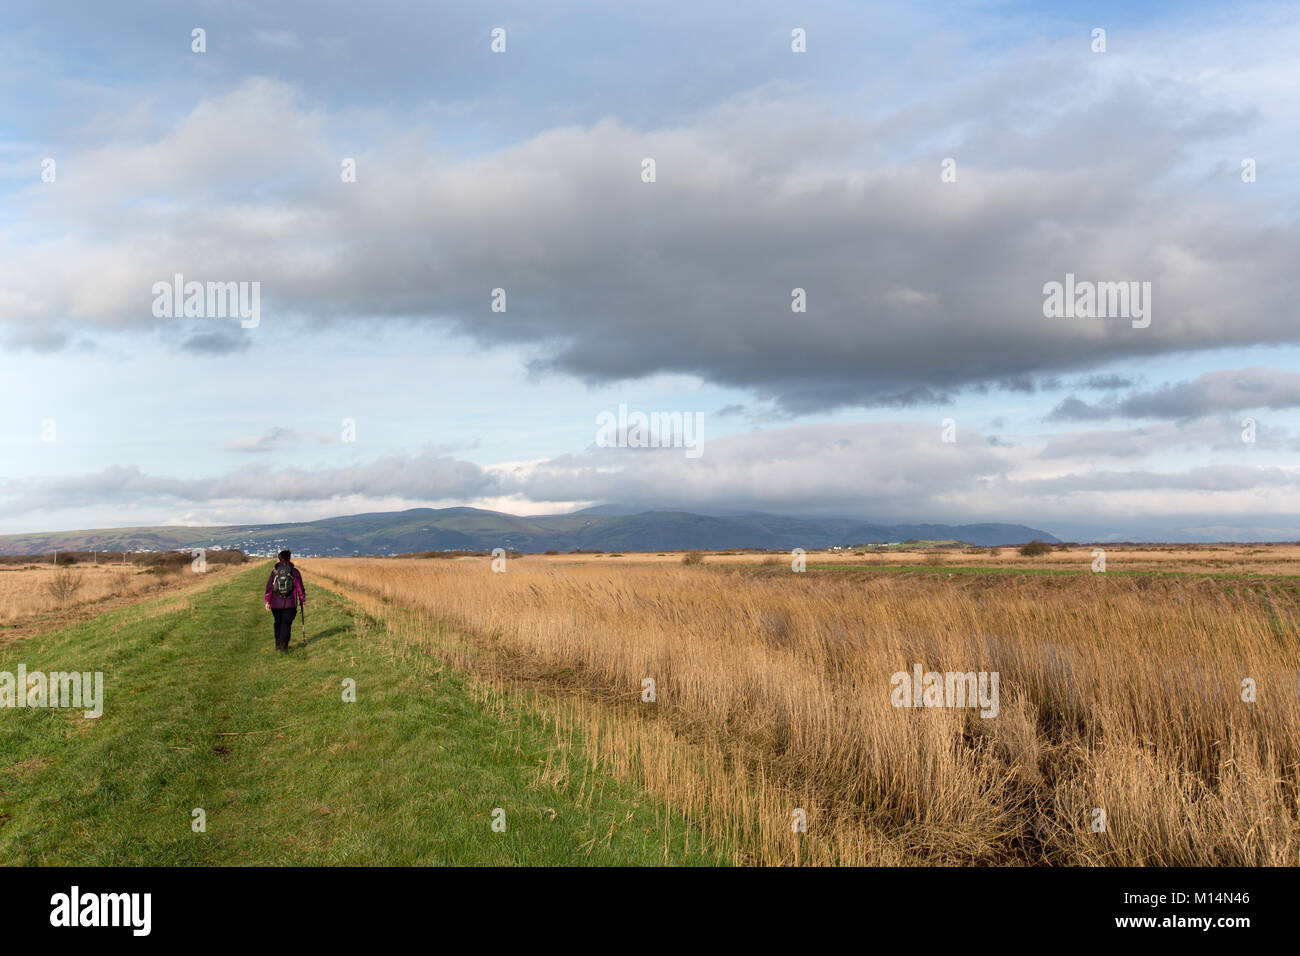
[0,565,721,865]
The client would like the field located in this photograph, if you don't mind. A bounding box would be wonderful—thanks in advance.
[303,546,1300,865]
[2,545,1297,865]
[0,558,244,634]
[0,565,717,865]
[521,543,1300,576]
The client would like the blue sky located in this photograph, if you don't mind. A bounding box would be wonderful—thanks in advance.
[2,0,1299,540]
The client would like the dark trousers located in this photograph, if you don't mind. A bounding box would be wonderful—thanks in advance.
[272,606,297,649]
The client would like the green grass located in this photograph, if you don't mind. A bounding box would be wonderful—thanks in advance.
[0,565,723,865]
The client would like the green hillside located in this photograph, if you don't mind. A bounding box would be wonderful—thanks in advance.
[0,507,1059,555]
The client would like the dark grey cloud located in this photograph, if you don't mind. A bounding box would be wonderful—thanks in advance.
[1075,373,1138,391]
[1034,420,1261,460]
[993,375,1052,394]
[1048,368,1300,422]
[180,331,251,355]
[5,59,1298,413]
[1047,396,1119,422]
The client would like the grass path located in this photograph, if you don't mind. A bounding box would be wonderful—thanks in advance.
[0,565,720,865]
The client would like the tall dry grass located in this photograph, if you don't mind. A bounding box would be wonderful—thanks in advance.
[303,557,1300,866]
[0,562,231,627]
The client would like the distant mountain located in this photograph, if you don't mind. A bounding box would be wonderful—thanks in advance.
[0,507,1059,556]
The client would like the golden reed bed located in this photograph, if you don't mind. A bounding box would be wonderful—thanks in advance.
[0,562,237,630]
[302,556,1300,865]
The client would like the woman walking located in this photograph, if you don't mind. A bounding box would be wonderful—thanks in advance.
[264,549,307,653]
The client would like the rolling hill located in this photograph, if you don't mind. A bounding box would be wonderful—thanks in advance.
[0,507,1059,556]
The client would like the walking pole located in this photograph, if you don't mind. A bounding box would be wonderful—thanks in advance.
[300,598,306,641]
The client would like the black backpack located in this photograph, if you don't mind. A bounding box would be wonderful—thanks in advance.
[271,565,296,597]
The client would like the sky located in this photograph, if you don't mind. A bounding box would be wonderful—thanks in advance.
[2,0,1299,541]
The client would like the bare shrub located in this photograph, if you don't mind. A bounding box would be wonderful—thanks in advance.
[45,569,85,604]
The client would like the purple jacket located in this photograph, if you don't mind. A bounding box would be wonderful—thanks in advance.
[264,562,306,609]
